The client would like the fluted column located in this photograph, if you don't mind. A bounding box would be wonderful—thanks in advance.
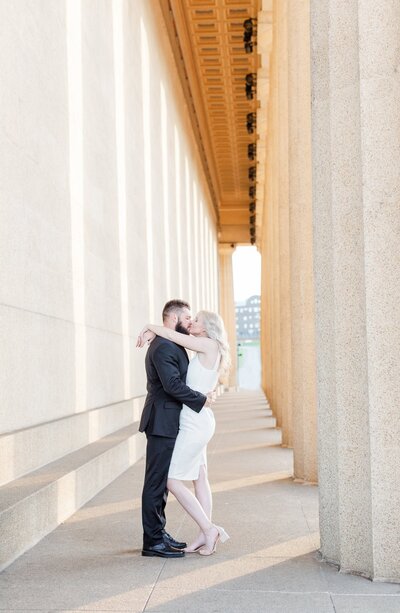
[311,0,400,581]
[218,243,237,388]
[275,0,292,447]
[269,3,281,426]
[287,0,317,481]
[260,21,276,408]
[261,0,289,434]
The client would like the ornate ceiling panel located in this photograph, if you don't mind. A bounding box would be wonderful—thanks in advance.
[159,0,260,243]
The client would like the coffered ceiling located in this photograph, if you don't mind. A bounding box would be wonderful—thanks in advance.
[159,0,260,244]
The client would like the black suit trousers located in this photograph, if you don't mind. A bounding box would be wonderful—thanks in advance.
[141,434,176,548]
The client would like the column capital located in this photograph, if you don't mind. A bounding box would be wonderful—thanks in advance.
[218,242,236,257]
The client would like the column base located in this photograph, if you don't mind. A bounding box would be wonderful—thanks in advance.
[318,551,400,584]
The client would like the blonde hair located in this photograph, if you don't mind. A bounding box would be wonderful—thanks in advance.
[197,310,231,384]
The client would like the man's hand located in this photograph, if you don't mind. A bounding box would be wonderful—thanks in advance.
[136,328,156,348]
[204,390,217,408]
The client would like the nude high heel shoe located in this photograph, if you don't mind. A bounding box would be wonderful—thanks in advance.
[184,544,204,553]
[215,525,230,543]
[199,525,230,556]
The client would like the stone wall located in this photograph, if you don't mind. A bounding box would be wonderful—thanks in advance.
[0,0,219,483]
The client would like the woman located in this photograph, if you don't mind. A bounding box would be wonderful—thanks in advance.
[137,310,230,555]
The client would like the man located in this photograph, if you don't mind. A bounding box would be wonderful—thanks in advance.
[139,299,214,558]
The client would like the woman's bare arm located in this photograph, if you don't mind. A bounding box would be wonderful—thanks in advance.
[141,324,214,354]
[136,329,155,348]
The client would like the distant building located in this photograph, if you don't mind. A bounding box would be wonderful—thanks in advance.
[235,295,261,339]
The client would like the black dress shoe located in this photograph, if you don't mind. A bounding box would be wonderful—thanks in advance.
[142,542,185,558]
[163,531,187,550]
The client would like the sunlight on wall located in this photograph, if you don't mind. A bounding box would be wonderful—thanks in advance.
[205,216,211,309]
[199,200,206,306]
[184,156,193,305]
[112,0,131,398]
[160,82,171,298]
[0,435,14,485]
[193,180,200,310]
[208,222,214,310]
[212,232,218,310]
[66,0,87,412]
[209,223,216,311]
[57,471,76,524]
[88,409,100,443]
[140,18,155,321]
[174,126,183,297]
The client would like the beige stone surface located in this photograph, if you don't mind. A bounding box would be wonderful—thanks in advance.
[260,6,278,418]
[0,0,220,579]
[259,0,318,475]
[270,26,282,428]
[287,0,317,482]
[2,0,399,593]
[0,0,219,436]
[0,396,144,486]
[309,0,341,565]
[275,0,292,449]
[358,0,400,582]
[324,0,372,577]
[310,0,400,581]
[0,425,146,572]
[332,596,400,612]
[1,390,398,612]
[218,244,237,387]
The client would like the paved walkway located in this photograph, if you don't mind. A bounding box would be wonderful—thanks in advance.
[1,390,399,612]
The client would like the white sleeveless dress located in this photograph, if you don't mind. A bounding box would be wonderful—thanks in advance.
[168,352,220,481]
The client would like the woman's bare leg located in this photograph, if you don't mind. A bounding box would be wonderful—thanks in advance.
[167,476,218,550]
[194,465,212,517]
[185,465,213,551]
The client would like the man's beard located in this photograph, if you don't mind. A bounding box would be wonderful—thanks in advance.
[175,321,190,335]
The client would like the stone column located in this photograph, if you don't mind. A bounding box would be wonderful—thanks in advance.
[287,0,317,481]
[359,0,400,581]
[260,42,275,407]
[259,0,293,446]
[257,4,273,406]
[275,0,293,447]
[311,0,400,581]
[260,190,273,401]
[269,5,282,426]
[218,243,237,388]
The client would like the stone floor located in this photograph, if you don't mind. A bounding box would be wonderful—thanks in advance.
[1,390,400,612]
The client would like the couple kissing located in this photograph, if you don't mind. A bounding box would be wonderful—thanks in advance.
[137,299,230,558]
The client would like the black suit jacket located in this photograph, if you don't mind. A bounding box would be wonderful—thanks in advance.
[139,336,206,438]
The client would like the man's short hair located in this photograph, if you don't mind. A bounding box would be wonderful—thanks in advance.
[162,299,190,322]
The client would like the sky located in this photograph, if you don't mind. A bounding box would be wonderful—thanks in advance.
[232,246,261,304]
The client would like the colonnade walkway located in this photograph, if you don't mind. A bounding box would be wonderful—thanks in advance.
[1,390,399,612]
